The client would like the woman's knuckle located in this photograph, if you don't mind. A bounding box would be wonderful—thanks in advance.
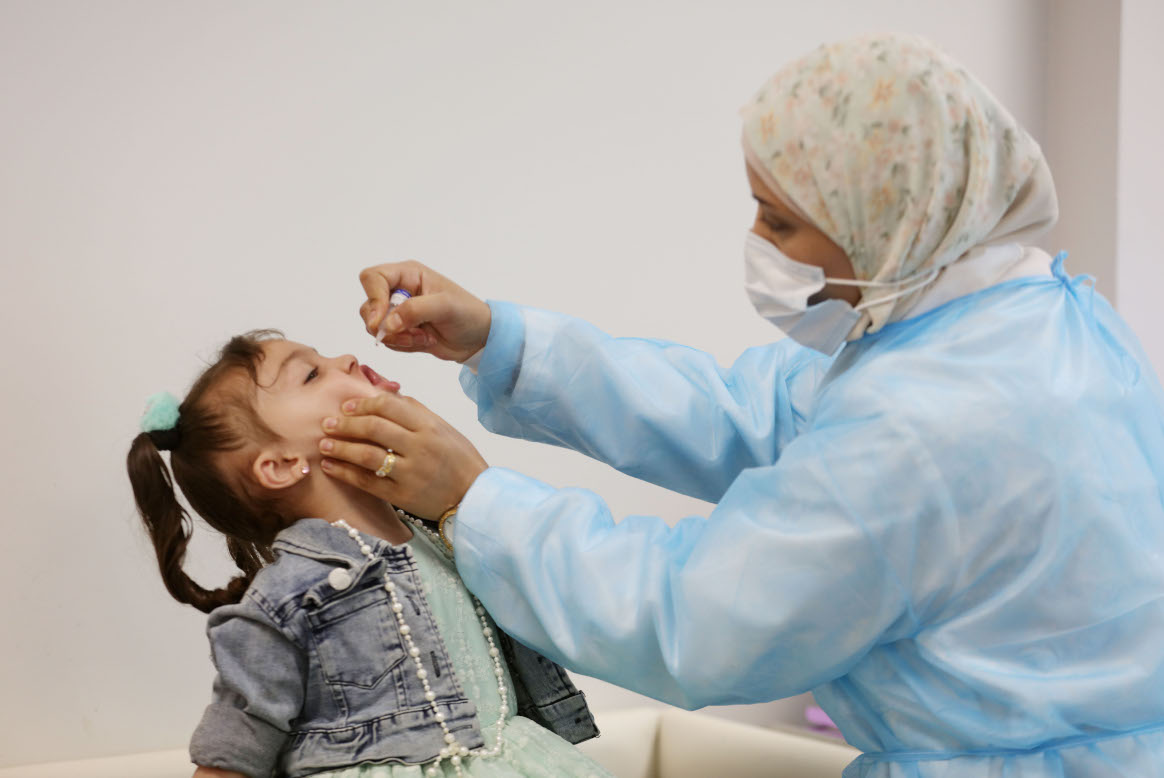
[371,415,393,439]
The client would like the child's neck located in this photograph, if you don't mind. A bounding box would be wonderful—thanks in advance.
[295,477,412,546]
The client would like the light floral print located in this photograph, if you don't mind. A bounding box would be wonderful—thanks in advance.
[741,33,1048,335]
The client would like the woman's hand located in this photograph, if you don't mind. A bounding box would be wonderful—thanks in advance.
[359,260,492,363]
[319,392,489,519]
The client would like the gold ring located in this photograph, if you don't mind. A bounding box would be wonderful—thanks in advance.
[375,450,397,478]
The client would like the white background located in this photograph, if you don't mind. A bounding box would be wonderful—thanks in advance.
[1,0,1157,767]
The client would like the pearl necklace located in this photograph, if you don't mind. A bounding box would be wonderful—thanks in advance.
[333,513,508,777]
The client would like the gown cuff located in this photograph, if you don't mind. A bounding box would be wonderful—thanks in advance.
[459,300,525,417]
[454,467,553,580]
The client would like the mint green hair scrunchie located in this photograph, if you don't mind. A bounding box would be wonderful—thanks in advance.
[140,391,180,433]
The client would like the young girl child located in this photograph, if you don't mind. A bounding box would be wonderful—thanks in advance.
[126,330,611,778]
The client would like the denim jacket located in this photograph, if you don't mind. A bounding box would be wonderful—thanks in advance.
[189,518,598,778]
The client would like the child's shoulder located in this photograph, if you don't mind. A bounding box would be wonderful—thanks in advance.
[243,542,341,617]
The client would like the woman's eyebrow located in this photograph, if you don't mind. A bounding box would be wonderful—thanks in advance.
[752,194,781,210]
[754,195,796,222]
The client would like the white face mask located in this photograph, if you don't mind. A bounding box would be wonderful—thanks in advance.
[743,231,938,355]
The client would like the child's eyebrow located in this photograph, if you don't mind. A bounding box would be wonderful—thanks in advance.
[273,347,317,385]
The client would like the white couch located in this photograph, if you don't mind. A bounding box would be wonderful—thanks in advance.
[0,707,858,778]
[579,708,858,778]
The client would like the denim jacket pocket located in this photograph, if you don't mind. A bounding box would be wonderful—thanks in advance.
[304,578,405,691]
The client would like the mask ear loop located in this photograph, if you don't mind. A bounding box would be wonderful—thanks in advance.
[825,265,942,311]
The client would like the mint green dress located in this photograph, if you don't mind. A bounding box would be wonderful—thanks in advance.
[316,528,613,778]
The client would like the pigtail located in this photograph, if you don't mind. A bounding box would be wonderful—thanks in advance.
[226,535,274,581]
[129,329,289,613]
[127,432,255,614]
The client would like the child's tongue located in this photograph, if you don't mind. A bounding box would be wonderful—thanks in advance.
[361,364,399,392]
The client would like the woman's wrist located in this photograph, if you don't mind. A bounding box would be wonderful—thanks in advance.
[437,505,457,552]
[460,458,488,497]
[458,299,492,363]
[460,348,485,373]
[441,462,488,551]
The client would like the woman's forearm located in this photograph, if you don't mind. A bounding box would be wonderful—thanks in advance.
[464,301,829,502]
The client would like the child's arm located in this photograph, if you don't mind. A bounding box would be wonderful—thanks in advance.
[190,600,307,778]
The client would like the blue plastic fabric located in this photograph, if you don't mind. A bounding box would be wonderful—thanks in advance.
[455,258,1164,777]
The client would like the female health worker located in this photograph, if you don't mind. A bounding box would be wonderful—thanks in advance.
[318,34,1164,776]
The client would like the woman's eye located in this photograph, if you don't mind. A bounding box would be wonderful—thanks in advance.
[763,216,791,233]
[304,367,319,384]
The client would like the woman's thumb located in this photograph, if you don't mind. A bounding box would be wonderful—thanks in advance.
[387,293,453,335]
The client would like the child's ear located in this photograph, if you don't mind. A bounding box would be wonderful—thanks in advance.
[253,447,311,491]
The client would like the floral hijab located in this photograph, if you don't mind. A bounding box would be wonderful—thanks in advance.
[741,33,1058,336]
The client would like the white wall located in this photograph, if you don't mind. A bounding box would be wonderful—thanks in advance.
[1115,0,1164,372]
[1041,0,1164,372]
[1042,0,1121,298]
[0,0,1049,767]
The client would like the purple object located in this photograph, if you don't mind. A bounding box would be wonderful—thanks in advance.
[805,705,843,738]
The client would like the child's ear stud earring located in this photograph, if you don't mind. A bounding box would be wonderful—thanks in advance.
[301,465,310,475]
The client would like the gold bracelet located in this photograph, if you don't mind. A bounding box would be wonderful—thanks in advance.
[437,505,458,553]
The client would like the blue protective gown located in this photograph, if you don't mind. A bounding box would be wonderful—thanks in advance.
[454,257,1164,777]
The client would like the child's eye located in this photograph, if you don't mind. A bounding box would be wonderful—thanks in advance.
[304,367,318,384]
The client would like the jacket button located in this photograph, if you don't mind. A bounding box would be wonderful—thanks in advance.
[328,568,353,590]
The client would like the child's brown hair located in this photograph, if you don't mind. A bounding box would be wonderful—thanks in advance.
[126,330,294,613]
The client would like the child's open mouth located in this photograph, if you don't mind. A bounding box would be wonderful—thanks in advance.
[360,364,399,392]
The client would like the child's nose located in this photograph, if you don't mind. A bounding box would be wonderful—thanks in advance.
[324,353,359,373]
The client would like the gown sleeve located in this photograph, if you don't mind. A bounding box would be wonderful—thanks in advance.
[459,301,832,503]
[454,402,952,710]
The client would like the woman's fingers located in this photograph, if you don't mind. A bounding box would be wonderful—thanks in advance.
[382,328,436,351]
[324,409,409,447]
[358,299,378,335]
[359,261,427,334]
[339,393,427,432]
[379,292,452,339]
[321,449,440,519]
[319,437,394,474]
[356,261,490,362]
[320,456,399,499]
[324,391,488,519]
[361,300,431,343]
